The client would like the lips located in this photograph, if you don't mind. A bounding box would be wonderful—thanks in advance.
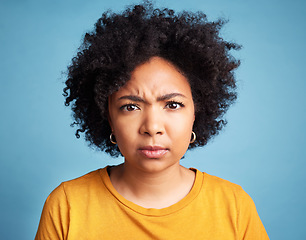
[138,146,169,159]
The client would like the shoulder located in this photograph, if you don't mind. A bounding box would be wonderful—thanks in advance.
[62,168,104,189]
[197,171,269,238]
[203,172,241,190]
[194,169,256,212]
[202,172,250,199]
[35,168,108,239]
[46,167,107,204]
[195,170,246,197]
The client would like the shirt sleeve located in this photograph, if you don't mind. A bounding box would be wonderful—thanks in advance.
[35,183,70,240]
[237,188,269,240]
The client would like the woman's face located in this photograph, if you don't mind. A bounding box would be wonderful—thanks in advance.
[108,57,195,173]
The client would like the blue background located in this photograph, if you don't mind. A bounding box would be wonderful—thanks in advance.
[1,0,305,239]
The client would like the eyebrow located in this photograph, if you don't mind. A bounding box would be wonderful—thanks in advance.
[157,93,186,101]
[118,93,186,102]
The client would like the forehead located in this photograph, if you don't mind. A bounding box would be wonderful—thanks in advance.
[114,57,192,98]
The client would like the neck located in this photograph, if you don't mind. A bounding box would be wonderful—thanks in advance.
[109,163,195,209]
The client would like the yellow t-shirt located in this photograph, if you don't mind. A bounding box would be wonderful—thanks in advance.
[35,167,269,239]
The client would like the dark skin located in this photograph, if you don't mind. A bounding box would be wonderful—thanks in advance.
[107,57,195,208]
[64,3,240,158]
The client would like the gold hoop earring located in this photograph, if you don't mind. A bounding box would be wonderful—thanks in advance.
[190,131,196,144]
[110,133,117,144]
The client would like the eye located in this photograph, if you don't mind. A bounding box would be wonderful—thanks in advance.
[120,104,140,112]
[165,101,184,110]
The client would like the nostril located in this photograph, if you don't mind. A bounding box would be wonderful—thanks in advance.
[143,130,163,136]
[140,116,165,136]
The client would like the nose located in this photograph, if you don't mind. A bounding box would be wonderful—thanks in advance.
[139,107,165,136]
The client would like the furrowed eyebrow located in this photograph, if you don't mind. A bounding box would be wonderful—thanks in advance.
[157,93,186,101]
[117,93,186,102]
[118,95,145,102]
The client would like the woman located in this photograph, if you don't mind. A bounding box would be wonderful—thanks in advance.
[35,2,269,239]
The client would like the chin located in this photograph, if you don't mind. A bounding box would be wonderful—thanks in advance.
[132,158,180,174]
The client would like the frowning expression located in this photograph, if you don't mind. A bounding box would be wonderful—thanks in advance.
[108,57,195,173]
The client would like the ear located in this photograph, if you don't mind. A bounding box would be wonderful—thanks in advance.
[192,113,195,126]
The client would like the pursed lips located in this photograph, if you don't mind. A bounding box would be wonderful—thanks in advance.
[138,146,169,158]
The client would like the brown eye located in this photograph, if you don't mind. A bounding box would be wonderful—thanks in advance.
[166,101,184,110]
[120,104,140,112]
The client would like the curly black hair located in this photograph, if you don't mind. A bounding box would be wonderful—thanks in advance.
[63,1,240,157]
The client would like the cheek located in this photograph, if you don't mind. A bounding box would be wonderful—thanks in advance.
[113,130,131,156]
[113,120,129,140]
[167,114,194,142]
[112,118,138,149]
